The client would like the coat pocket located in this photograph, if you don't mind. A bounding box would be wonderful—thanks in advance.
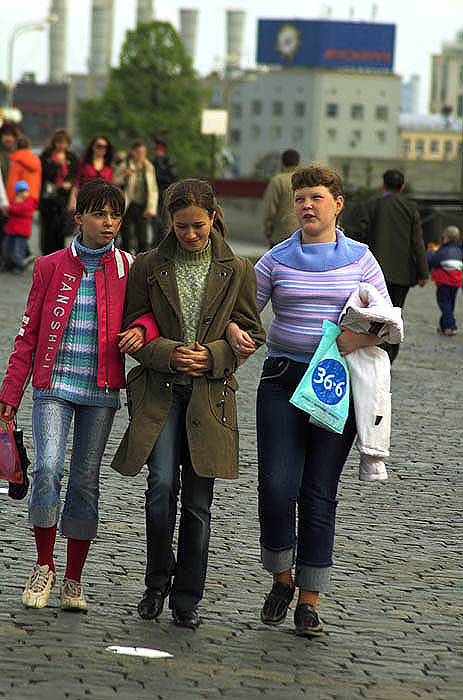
[208,376,239,430]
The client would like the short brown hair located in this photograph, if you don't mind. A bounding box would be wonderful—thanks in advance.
[291,165,344,200]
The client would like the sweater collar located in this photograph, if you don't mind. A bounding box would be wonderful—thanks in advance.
[269,228,368,272]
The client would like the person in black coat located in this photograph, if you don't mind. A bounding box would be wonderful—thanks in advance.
[40,129,78,255]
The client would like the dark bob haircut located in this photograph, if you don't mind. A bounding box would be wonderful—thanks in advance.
[75,179,125,216]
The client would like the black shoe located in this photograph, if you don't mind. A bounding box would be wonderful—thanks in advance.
[137,587,169,620]
[260,581,295,625]
[172,607,201,630]
[294,603,323,637]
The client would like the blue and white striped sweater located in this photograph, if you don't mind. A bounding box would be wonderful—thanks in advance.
[255,229,390,364]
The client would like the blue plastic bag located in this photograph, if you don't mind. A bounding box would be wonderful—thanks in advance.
[290,320,350,434]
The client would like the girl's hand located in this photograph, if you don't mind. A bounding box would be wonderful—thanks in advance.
[337,327,382,356]
[226,322,256,359]
[118,326,145,354]
[171,343,212,376]
[0,402,16,421]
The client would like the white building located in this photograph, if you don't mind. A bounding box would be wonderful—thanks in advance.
[226,67,401,176]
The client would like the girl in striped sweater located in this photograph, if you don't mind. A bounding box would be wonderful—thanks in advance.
[227,165,391,637]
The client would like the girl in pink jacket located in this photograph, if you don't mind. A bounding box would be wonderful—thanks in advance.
[0,179,158,612]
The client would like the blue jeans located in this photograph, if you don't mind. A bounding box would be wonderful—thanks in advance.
[145,384,214,612]
[256,357,357,593]
[437,285,458,330]
[30,395,116,539]
[2,235,28,271]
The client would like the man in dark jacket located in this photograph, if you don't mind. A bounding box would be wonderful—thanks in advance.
[151,138,178,245]
[351,169,428,362]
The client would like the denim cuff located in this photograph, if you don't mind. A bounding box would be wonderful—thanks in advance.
[61,515,98,540]
[29,504,60,529]
[261,544,295,573]
[295,564,332,593]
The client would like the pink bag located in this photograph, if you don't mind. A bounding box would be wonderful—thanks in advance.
[0,419,22,484]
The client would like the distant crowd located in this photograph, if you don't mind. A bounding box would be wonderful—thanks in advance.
[0,121,178,273]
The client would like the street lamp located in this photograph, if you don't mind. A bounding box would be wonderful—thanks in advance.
[6,13,58,108]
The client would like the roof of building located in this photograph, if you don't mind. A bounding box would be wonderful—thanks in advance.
[399,113,463,133]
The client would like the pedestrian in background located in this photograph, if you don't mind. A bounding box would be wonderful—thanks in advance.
[1,180,36,273]
[39,128,78,255]
[262,148,300,248]
[111,178,265,630]
[350,169,428,362]
[0,122,20,264]
[427,225,462,336]
[0,180,158,613]
[151,137,178,244]
[68,136,114,211]
[6,135,41,205]
[228,165,391,637]
[114,138,158,253]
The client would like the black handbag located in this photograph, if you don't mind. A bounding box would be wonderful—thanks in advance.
[8,427,30,500]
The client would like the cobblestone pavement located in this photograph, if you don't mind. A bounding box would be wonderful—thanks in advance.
[0,234,462,700]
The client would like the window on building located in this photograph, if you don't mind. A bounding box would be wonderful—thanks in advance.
[231,103,242,118]
[444,140,453,157]
[272,101,283,116]
[376,130,386,143]
[270,125,282,139]
[376,105,388,120]
[402,138,411,156]
[351,104,364,119]
[294,102,306,117]
[292,126,304,142]
[416,139,424,157]
[251,100,262,115]
[352,129,362,142]
[458,94,463,118]
[251,125,260,140]
[430,140,440,154]
[326,103,339,118]
[230,129,241,145]
[327,128,337,141]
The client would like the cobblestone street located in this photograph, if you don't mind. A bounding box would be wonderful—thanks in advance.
[0,236,462,700]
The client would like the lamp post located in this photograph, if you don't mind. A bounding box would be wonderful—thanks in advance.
[6,14,58,108]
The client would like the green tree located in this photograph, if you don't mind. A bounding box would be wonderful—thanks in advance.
[77,21,210,177]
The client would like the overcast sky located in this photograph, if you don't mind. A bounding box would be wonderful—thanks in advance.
[0,0,461,112]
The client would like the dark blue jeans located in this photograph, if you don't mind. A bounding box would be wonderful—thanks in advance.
[436,284,458,330]
[257,357,357,593]
[2,234,28,271]
[145,383,214,612]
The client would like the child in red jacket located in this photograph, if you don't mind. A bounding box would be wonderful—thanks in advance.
[2,180,37,273]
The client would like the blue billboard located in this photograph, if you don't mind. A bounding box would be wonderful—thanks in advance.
[257,19,395,71]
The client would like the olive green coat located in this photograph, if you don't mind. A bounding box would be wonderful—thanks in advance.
[111,229,265,479]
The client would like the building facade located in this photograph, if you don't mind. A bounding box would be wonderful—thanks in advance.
[430,30,463,117]
[399,113,463,162]
[224,67,400,176]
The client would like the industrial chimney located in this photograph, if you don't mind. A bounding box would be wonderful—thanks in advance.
[225,9,245,73]
[88,0,114,76]
[179,9,199,62]
[49,0,67,83]
[137,0,154,25]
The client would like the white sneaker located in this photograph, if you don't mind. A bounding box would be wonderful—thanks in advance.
[359,455,388,482]
[60,578,88,612]
[22,564,56,608]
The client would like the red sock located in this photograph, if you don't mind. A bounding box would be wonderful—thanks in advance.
[34,524,57,573]
[65,538,91,583]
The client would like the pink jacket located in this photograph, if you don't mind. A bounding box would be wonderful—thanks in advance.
[0,240,159,409]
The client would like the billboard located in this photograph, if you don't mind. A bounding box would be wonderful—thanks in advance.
[257,19,395,71]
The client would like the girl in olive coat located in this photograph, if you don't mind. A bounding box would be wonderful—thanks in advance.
[111,178,265,629]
